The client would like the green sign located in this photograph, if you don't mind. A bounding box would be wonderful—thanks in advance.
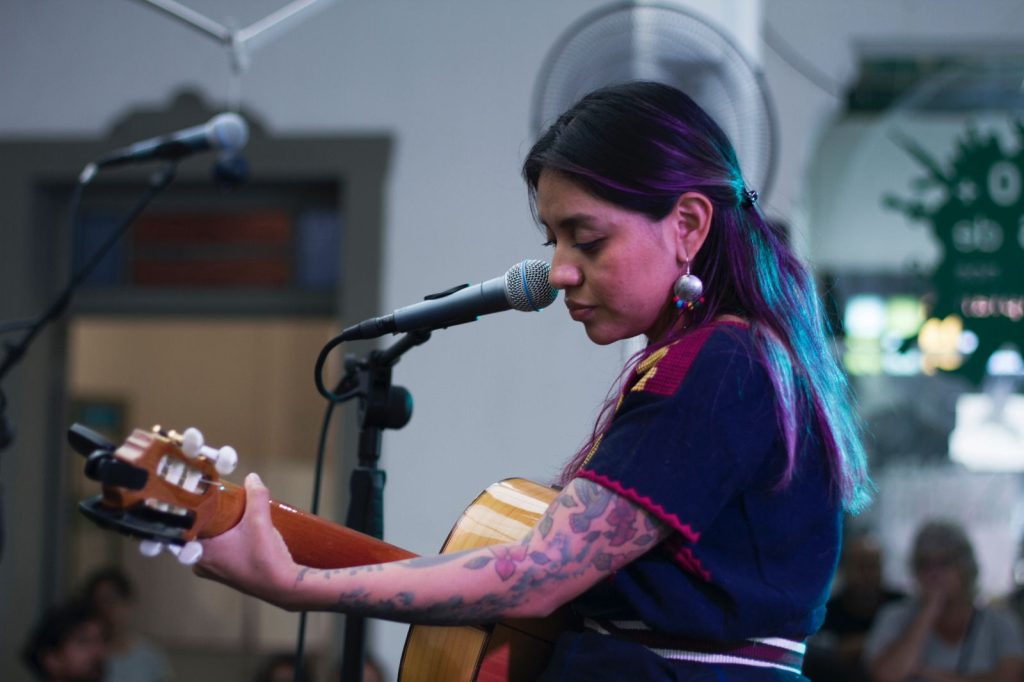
[884,121,1024,385]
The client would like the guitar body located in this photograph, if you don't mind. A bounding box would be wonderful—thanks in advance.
[399,478,571,682]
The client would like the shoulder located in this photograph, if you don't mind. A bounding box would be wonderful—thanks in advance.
[979,604,1024,637]
[632,321,759,398]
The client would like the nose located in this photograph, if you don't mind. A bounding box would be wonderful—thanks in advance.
[548,252,582,290]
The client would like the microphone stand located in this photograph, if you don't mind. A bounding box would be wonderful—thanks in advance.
[0,161,178,561]
[307,329,430,682]
[340,329,429,682]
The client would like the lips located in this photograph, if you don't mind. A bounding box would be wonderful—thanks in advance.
[565,300,596,321]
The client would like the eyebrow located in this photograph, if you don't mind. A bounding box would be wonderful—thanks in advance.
[540,213,601,232]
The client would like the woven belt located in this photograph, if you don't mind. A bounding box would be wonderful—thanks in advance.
[583,618,806,675]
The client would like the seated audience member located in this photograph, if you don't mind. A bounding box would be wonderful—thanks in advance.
[865,519,1024,682]
[254,652,312,682]
[997,537,1024,631]
[80,567,173,682]
[22,600,107,682]
[806,530,904,681]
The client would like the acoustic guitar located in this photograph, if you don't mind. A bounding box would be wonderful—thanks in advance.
[69,423,570,681]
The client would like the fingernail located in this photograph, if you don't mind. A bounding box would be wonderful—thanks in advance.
[246,472,263,486]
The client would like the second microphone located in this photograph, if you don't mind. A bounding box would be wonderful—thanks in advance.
[339,260,557,341]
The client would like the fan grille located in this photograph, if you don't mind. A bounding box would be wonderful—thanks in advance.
[532,2,776,199]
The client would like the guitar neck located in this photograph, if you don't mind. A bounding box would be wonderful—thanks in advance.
[200,480,418,569]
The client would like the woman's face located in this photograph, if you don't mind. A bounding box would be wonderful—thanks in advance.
[536,171,686,345]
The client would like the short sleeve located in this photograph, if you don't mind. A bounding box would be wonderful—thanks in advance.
[576,325,781,546]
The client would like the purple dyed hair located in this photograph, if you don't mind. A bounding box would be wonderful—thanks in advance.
[523,81,872,514]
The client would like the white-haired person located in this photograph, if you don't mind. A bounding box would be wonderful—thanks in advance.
[865,519,1024,682]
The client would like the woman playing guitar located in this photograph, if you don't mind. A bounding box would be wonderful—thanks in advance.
[195,82,873,681]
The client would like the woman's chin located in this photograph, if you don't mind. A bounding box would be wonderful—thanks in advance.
[582,323,628,346]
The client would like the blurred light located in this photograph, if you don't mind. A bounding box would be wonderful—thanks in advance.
[919,315,965,373]
[845,295,886,338]
[959,330,980,354]
[988,347,1024,376]
[949,393,1024,471]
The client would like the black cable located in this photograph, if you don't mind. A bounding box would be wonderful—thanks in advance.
[293,396,338,682]
[0,162,177,384]
[0,319,39,336]
[314,335,357,402]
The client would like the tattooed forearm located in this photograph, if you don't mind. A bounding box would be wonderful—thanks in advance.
[295,567,350,585]
[333,588,520,626]
[293,479,669,624]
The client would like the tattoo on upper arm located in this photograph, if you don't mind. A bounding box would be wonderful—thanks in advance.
[569,483,612,533]
[460,481,663,585]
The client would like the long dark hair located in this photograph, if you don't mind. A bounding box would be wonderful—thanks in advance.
[523,81,872,513]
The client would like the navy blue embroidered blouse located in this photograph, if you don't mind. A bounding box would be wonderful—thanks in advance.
[573,322,842,641]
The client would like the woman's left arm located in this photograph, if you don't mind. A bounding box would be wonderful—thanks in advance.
[196,473,670,625]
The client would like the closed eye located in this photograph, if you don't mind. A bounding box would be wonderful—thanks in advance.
[574,239,604,253]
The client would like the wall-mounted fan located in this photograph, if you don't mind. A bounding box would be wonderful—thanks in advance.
[532,2,777,199]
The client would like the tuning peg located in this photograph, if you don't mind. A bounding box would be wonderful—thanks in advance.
[167,540,204,565]
[68,423,115,457]
[180,427,238,475]
[96,456,148,490]
[181,427,204,458]
[139,540,164,557]
[213,446,238,475]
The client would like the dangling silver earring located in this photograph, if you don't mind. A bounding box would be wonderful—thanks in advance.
[672,260,704,311]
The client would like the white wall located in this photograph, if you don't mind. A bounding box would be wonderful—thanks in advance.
[3,0,1023,678]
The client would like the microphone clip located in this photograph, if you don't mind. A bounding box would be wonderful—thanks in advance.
[423,283,470,301]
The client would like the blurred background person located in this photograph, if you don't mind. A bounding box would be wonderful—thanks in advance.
[21,600,107,682]
[253,652,312,682]
[806,529,905,681]
[80,568,173,682]
[995,536,1024,633]
[865,519,1024,682]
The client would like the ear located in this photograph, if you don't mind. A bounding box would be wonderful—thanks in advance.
[668,192,713,264]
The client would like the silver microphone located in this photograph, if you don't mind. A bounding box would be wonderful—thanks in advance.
[340,259,557,341]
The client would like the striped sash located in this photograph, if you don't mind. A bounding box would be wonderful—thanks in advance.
[583,618,806,675]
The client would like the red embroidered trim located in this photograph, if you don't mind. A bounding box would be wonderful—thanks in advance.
[637,321,747,396]
[640,325,715,396]
[669,540,712,581]
[577,469,700,543]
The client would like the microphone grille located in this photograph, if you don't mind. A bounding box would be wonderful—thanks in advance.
[505,259,558,312]
[207,113,249,154]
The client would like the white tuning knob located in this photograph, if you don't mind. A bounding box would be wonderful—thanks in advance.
[181,427,239,475]
[181,427,204,459]
[214,446,238,475]
[167,541,204,565]
[139,540,164,557]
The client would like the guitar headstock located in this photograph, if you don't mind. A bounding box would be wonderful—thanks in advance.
[70,424,241,564]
